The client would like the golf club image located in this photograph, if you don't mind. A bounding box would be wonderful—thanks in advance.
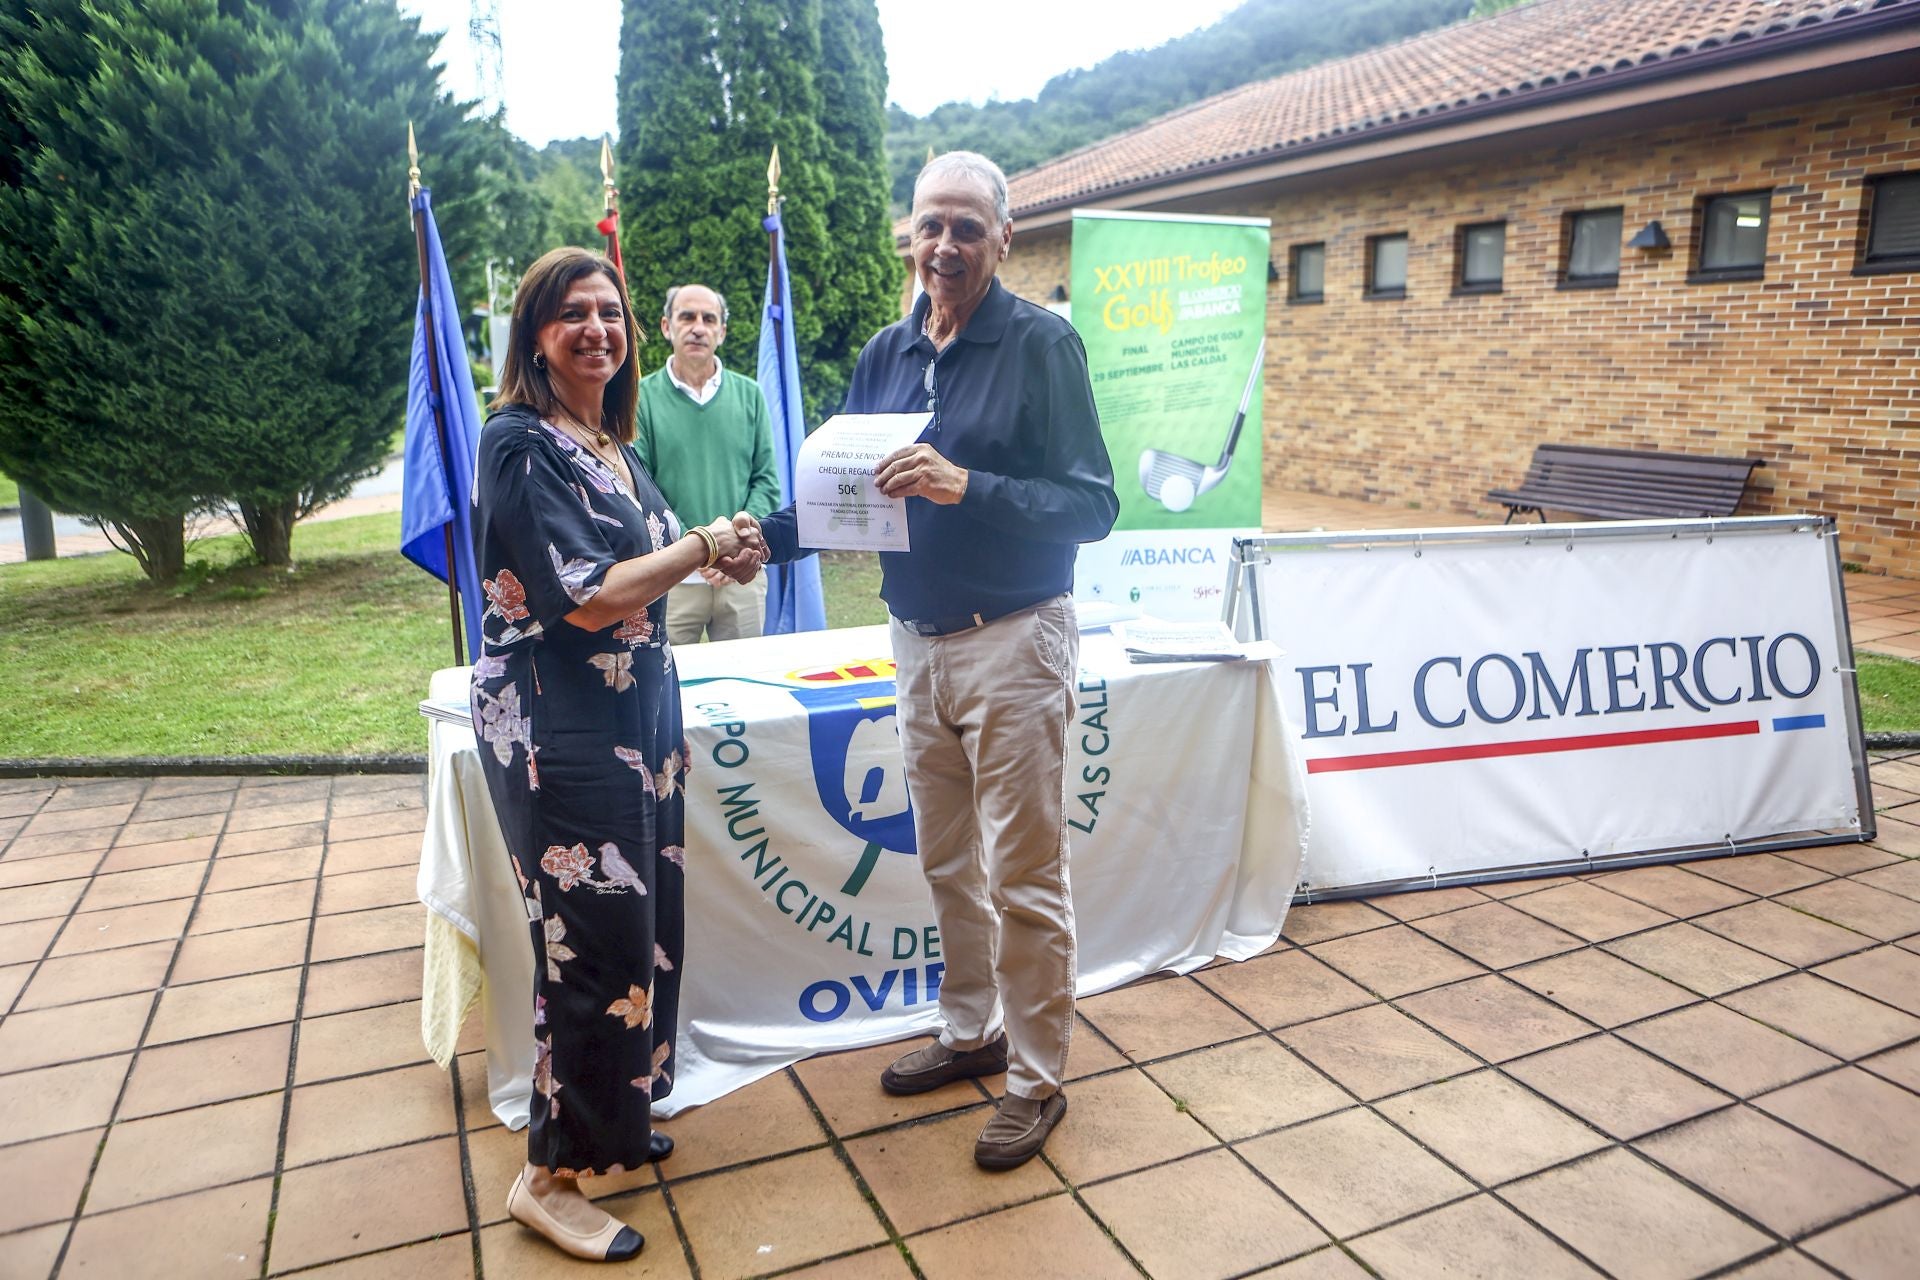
[1138,337,1266,513]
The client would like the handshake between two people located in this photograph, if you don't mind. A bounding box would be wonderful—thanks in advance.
[696,512,769,587]
[691,443,967,588]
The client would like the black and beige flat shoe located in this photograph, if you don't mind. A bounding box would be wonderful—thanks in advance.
[506,1167,644,1262]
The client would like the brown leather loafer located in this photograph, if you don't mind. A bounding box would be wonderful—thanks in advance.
[880,1033,1009,1096]
[974,1091,1067,1170]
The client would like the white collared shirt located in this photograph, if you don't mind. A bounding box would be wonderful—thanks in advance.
[666,356,724,407]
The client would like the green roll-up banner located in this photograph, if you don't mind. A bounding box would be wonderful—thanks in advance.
[1070,210,1272,618]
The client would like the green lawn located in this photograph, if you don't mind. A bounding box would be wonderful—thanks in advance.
[0,472,17,509]
[0,515,450,757]
[0,523,887,758]
[819,550,886,630]
[0,524,1912,759]
[1859,651,1920,737]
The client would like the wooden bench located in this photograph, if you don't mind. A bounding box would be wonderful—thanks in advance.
[1487,444,1765,523]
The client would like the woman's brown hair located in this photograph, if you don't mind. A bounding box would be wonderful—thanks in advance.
[490,248,643,444]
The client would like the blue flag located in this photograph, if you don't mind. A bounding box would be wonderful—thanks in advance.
[400,187,486,661]
[759,209,827,634]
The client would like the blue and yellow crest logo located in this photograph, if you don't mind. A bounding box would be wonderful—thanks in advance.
[785,660,918,895]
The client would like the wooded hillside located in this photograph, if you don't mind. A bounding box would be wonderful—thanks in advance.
[882,0,1477,209]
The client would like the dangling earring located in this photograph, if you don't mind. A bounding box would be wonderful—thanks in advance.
[532,351,546,369]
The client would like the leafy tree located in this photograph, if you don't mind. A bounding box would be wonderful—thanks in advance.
[618,0,897,421]
[811,0,900,415]
[1470,0,1526,15]
[534,136,614,257]
[0,0,489,577]
[472,132,608,312]
[883,0,1474,211]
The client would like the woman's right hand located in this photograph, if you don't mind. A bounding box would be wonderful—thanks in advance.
[703,516,747,562]
[709,513,767,585]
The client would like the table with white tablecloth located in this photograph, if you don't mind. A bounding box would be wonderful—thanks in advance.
[419,624,1306,1124]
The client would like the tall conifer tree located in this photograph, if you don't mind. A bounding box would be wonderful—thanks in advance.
[0,0,488,575]
[814,0,902,416]
[618,0,898,420]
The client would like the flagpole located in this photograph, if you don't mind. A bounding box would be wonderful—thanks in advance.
[764,147,791,621]
[758,145,826,636]
[409,122,467,667]
[765,145,782,276]
[599,135,626,279]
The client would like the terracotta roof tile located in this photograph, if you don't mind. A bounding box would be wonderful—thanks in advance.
[999,0,1918,216]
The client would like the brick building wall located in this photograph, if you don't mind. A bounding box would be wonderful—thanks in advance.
[994,84,1920,578]
[997,235,1073,309]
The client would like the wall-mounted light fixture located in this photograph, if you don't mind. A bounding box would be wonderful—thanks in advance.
[1627,220,1671,251]
[1268,259,1281,282]
[1050,284,1068,302]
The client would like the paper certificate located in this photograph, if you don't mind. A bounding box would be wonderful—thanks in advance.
[795,412,931,552]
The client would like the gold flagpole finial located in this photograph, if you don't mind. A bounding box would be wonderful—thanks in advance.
[407,121,422,200]
[767,146,781,217]
[925,145,935,166]
[600,135,616,203]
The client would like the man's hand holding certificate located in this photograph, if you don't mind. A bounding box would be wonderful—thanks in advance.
[874,442,969,506]
[795,413,935,552]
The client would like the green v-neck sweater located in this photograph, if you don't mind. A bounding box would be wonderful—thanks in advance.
[633,367,783,527]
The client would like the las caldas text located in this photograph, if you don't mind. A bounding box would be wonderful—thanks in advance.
[1071,673,1111,834]
[1297,632,1821,738]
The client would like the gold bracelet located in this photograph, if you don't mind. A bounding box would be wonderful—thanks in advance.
[689,525,720,568]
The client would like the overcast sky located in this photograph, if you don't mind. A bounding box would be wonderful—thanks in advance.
[400,0,1240,147]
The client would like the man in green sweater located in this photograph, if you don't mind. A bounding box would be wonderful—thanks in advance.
[635,283,783,643]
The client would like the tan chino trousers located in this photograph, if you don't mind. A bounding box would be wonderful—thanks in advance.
[666,575,768,645]
[889,595,1080,1100]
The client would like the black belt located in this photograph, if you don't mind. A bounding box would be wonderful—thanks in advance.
[896,603,1025,638]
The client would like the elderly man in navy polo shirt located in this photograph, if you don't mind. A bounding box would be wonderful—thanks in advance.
[747,151,1118,1169]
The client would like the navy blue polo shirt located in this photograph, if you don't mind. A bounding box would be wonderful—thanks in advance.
[762,279,1118,623]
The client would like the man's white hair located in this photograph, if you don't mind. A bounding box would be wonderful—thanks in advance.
[914,151,1010,225]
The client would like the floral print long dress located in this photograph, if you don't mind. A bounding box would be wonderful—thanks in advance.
[469,403,687,1177]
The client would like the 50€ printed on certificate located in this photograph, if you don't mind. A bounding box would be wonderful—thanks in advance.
[794,412,932,552]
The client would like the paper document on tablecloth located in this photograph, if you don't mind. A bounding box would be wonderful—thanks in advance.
[1112,619,1277,663]
[795,412,930,552]
[1073,601,1140,633]
[419,697,472,726]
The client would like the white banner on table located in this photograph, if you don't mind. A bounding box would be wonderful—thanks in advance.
[1073,527,1251,622]
[420,626,1307,1122]
[665,628,1302,1113]
[1233,518,1869,892]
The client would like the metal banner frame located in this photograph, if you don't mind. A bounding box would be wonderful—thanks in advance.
[1223,515,1878,901]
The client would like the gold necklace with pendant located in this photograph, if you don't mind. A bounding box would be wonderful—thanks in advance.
[556,408,613,451]
[555,416,621,483]
[576,415,613,449]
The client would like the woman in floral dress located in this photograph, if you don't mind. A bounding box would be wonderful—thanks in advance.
[469,248,759,1263]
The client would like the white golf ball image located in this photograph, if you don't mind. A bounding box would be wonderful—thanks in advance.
[1159,474,1196,512]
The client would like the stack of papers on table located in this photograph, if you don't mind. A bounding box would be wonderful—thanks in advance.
[1073,601,1140,633]
[1112,620,1270,663]
[419,697,472,727]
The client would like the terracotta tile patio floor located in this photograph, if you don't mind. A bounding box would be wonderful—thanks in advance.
[1,488,1916,1277]
[0,754,1914,1280]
